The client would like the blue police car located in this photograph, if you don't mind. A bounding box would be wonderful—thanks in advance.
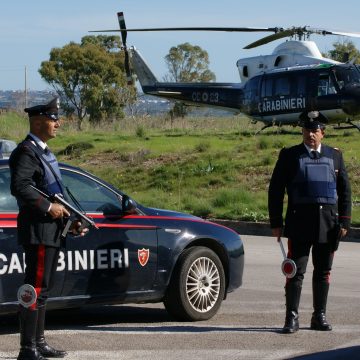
[0,159,244,321]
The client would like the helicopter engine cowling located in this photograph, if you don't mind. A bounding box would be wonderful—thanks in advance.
[236,41,339,83]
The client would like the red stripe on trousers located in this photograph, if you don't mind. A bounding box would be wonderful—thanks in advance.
[30,245,46,310]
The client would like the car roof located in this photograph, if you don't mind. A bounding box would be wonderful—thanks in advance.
[0,139,17,159]
[0,158,123,195]
[0,158,79,172]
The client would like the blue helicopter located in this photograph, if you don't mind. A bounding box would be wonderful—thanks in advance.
[93,12,360,131]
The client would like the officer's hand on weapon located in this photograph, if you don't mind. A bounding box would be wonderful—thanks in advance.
[30,186,98,234]
[48,203,70,219]
[70,220,89,237]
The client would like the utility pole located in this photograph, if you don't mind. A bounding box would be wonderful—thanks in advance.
[24,65,28,109]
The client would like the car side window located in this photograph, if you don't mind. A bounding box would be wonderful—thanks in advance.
[0,168,18,212]
[60,169,122,213]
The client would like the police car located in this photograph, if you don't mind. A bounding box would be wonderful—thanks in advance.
[0,159,244,321]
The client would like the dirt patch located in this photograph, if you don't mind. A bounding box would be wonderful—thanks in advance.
[76,150,182,169]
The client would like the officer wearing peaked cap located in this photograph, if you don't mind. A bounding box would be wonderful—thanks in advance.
[268,118,351,334]
[301,117,325,131]
[24,97,60,120]
[9,97,86,360]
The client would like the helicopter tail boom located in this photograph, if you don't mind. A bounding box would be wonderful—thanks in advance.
[130,47,243,111]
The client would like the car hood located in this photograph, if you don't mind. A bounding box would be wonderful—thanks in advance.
[141,206,202,220]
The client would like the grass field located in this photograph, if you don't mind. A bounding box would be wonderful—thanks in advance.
[1,111,359,226]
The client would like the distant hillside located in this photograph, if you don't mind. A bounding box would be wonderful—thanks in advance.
[0,90,234,117]
[0,90,57,112]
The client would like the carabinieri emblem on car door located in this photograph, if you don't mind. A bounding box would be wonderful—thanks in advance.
[138,248,149,267]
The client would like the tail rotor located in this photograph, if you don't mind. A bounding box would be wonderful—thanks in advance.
[117,12,133,85]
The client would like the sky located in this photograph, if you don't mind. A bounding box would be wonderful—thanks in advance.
[1,0,360,91]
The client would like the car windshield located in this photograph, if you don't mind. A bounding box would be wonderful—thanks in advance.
[61,169,123,213]
[0,167,18,211]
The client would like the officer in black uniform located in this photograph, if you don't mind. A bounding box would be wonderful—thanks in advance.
[268,118,351,334]
[9,98,86,360]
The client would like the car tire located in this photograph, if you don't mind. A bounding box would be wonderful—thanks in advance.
[163,246,226,321]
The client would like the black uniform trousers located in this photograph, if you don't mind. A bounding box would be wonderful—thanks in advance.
[23,244,60,309]
[287,237,334,287]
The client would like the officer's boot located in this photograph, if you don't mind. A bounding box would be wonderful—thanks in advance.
[282,282,301,334]
[17,307,48,360]
[311,282,332,331]
[36,305,67,358]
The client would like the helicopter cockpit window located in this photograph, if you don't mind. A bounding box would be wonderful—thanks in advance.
[333,66,360,90]
[317,73,337,96]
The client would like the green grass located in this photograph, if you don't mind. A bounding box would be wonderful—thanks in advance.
[1,111,359,226]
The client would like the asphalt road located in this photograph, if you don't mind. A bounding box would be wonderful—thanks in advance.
[0,235,359,360]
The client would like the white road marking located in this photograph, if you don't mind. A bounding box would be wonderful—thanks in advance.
[0,350,304,360]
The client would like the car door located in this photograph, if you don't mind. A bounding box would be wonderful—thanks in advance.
[0,165,65,304]
[59,167,158,300]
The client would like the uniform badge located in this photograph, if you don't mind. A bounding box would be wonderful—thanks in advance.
[17,284,37,308]
[138,248,150,267]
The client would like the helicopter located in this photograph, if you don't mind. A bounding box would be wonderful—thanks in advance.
[92,12,360,131]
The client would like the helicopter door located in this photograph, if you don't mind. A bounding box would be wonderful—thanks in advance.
[310,70,339,117]
[316,71,337,96]
[258,73,308,124]
[259,75,292,119]
[243,75,260,115]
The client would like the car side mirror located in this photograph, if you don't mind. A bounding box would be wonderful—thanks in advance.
[100,203,123,218]
[122,195,137,214]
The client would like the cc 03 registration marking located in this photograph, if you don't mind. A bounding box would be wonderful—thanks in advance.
[191,91,219,103]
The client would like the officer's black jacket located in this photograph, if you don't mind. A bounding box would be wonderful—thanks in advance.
[268,143,351,242]
[9,139,63,247]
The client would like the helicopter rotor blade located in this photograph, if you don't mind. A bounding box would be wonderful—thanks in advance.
[90,12,360,51]
[243,26,360,49]
[316,29,360,38]
[244,29,295,49]
[91,26,281,33]
[117,12,132,85]
[124,50,132,85]
[117,12,127,47]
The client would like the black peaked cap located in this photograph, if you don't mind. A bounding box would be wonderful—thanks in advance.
[24,97,60,118]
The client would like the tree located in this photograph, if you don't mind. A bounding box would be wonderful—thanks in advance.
[325,40,360,64]
[39,35,136,129]
[164,42,216,82]
[164,42,216,119]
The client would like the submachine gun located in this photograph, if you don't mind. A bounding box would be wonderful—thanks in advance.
[30,185,99,237]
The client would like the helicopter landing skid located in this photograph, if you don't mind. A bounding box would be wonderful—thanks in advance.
[255,123,273,134]
[334,120,360,131]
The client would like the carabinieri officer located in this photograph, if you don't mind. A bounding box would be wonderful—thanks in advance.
[9,98,86,360]
[268,118,351,334]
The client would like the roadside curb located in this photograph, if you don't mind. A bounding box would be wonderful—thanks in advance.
[212,219,360,243]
